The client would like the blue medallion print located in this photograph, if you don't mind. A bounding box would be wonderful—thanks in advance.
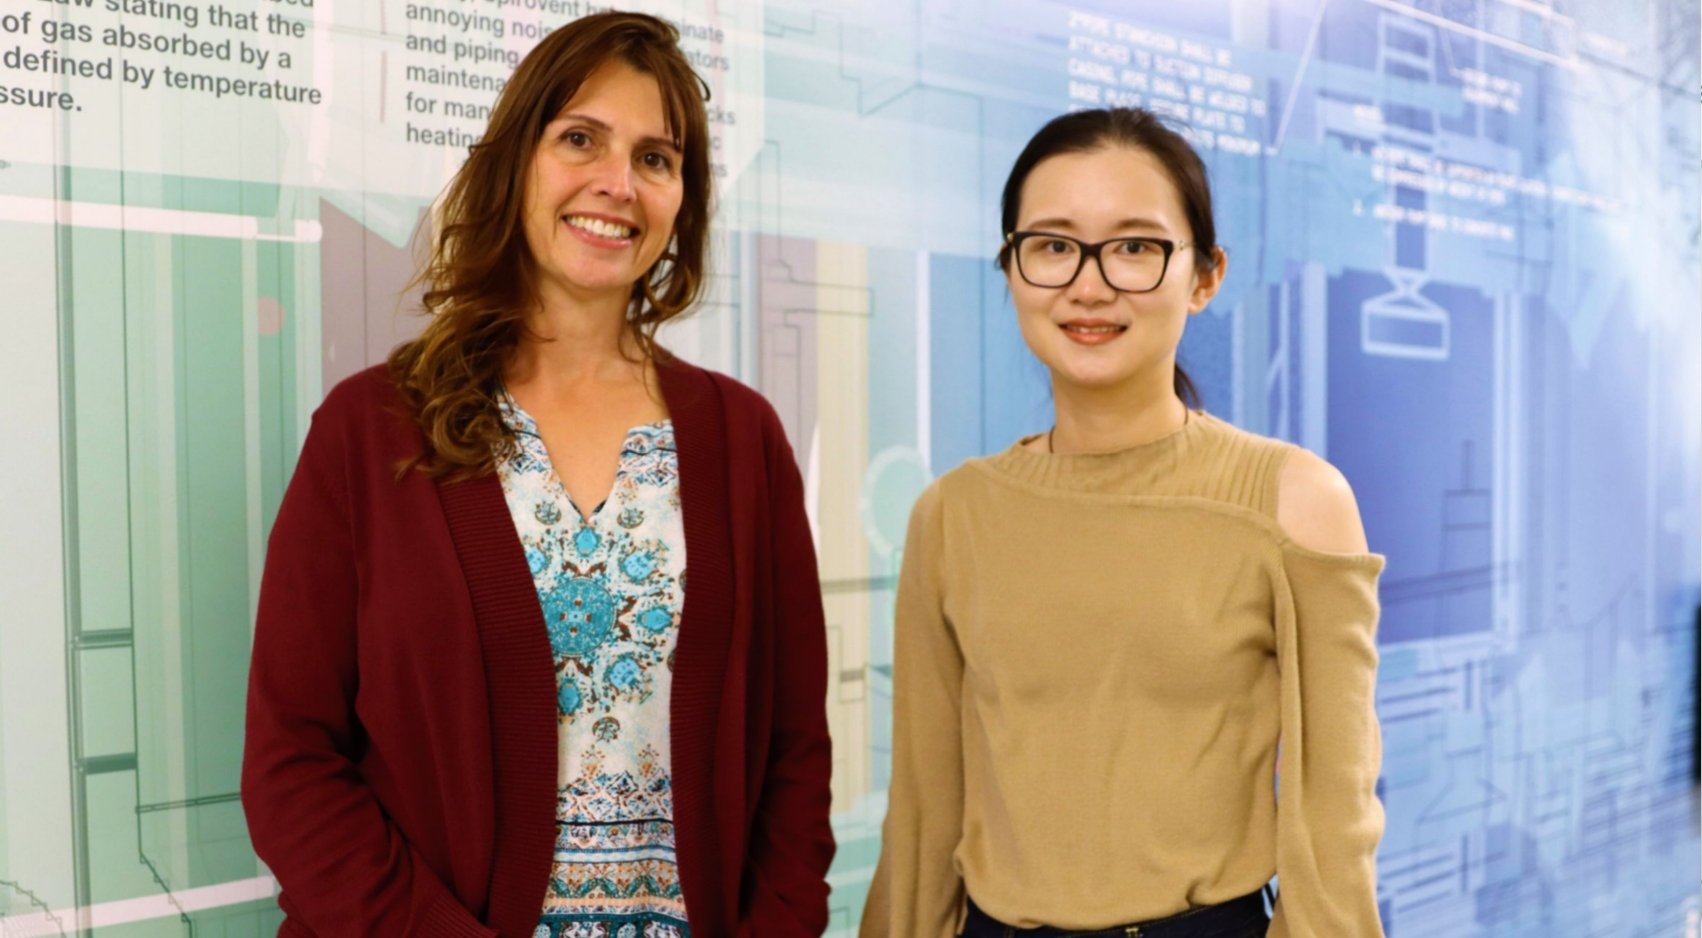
[574,527,600,556]
[622,547,659,583]
[607,654,645,695]
[546,578,617,657]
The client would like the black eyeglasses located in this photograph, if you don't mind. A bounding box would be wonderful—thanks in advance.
[1005,231,1192,293]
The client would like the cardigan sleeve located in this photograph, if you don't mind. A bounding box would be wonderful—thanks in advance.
[859,481,965,938]
[734,404,837,938]
[1269,545,1387,938]
[241,399,495,938]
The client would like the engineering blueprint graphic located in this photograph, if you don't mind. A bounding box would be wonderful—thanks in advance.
[0,0,1696,935]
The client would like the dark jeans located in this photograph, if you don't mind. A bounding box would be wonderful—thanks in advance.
[959,890,1271,938]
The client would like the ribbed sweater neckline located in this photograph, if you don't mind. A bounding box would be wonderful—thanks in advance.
[982,409,1220,493]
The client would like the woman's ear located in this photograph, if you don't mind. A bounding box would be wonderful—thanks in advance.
[1188,246,1228,314]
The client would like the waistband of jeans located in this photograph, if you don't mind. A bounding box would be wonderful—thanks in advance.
[962,888,1269,938]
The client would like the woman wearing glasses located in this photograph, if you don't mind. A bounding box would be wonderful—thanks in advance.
[862,108,1385,938]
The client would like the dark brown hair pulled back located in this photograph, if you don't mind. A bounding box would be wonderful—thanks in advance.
[388,11,712,478]
[997,107,1218,408]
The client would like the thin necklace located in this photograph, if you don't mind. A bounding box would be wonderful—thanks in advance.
[1047,406,1191,454]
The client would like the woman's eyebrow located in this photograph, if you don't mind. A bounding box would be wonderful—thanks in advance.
[555,112,610,130]
[637,135,682,153]
[1022,216,1168,233]
[1023,216,1077,231]
[1108,217,1168,233]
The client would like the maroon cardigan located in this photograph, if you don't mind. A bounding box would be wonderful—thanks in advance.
[241,358,835,938]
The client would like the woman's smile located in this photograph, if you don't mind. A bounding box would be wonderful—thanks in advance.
[562,211,639,248]
[1059,317,1129,345]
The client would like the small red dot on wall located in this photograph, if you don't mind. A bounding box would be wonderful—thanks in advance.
[259,298,285,337]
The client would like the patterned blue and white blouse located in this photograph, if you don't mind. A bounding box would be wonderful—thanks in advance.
[494,392,690,938]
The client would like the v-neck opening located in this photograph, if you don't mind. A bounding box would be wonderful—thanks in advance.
[497,389,672,527]
[568,421,672,527]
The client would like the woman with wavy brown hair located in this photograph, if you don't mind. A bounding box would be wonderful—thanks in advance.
[241,12,834,938]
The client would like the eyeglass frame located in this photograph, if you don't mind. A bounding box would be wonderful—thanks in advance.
[1003,230,1194,293]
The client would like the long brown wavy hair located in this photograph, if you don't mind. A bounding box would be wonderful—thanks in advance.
[388,11,713,478]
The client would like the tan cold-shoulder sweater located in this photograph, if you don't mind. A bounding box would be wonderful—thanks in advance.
[860,411,1385,938]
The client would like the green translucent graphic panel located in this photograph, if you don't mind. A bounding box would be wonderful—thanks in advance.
[42,192,316,932]
[172,234,250,821]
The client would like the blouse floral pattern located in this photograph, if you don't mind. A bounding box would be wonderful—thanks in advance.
[495,392,690,938]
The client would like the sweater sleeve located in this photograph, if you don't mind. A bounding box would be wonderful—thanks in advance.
[241,400,495,938]
[735,404,837,938]
[1269,545,1387,938]
[860,482,964,938]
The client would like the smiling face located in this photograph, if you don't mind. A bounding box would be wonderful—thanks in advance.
[1007,145,1225,393]
[521,59,685,313]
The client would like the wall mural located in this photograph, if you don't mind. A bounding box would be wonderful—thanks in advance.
[1,0,1697,935]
